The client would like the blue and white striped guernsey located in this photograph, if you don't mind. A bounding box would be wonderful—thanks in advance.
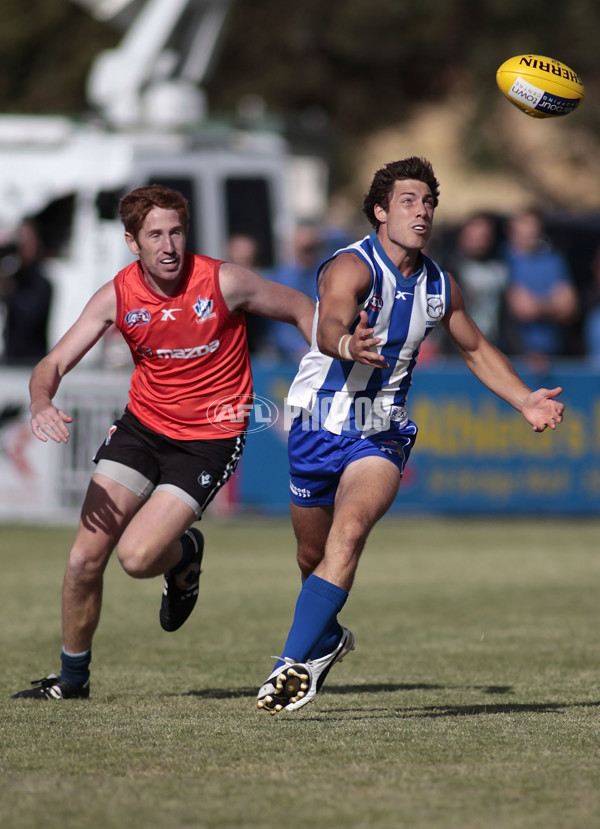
[287,231,451,438]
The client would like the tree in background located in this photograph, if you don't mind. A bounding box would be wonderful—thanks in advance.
[1,0,599,204]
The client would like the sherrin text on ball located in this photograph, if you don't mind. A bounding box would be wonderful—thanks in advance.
[496,54,584,118]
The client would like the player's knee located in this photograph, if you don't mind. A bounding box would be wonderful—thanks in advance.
[66,543,109,585]
[117,542,150,578]
[296,548,313,574]
[297,543,323,575]
[337,515,370,551]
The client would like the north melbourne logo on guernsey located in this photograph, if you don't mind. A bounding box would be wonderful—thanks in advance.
[125,308,150,327]
[193,296,215,323]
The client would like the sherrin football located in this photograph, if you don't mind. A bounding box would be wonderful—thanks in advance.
[496,54,584,118]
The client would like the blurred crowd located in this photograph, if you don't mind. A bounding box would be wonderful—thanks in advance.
[234,205,600,375]
[428,208,596,373]
[225,216,355,365]
[1,206,600,373]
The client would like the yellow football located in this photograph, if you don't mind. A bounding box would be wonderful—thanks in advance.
[496,54,584,118]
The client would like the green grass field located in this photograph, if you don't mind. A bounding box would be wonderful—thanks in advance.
[1,517,599,829]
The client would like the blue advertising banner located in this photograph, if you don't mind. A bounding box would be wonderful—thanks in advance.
[239,359,600,515]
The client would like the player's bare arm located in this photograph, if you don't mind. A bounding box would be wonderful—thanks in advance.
[316,253,388,367]
[30,282,117,443]
[218,262,315,345]
[443,273,564,432]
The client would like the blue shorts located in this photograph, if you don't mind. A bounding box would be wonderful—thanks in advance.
[288,415,418,507]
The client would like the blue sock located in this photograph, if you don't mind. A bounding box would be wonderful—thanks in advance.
[60,647,91,688]
[275,575,348,669]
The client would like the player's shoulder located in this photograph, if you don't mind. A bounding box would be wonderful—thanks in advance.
[217,260,266,313]
[218,259,259,290]
[319,250,372,298]
[324,247,372,277]
[93,279,118,302]
[75,280,117,326]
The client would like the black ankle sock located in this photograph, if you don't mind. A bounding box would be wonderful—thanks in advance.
[172,530,197,575]
[60,648,91,687]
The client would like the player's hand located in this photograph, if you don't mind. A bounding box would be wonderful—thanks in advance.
[347,311,389,368]
[521,386,564,432]
[30,404,73,443]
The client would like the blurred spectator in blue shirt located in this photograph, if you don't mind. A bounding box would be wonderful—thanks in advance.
[266,223,322,363]
[583,244,600,367]
[225,233,268,356]
[503,209,577,371]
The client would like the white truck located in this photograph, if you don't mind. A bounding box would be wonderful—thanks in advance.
[0,0,326,354]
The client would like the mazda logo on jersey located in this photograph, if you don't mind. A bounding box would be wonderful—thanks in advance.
[426,296,444,319]
[135,345,154,358]
[133,340,220,359]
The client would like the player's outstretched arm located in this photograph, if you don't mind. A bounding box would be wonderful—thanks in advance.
[444,274,564,433]
[30,282,117,443]
[219,263,315,345]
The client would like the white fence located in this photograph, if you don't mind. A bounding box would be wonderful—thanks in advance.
[0,368,130,522]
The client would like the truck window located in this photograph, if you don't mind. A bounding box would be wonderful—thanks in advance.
[35,194,76,257]
[225,177,274,267]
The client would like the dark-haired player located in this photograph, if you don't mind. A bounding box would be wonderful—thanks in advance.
[257,157,565,714]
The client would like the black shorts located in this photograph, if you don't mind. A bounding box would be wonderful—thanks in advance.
[93,408,246,517]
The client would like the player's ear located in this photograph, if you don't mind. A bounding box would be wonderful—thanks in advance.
[125,232,140,255]
[373,203,387,224]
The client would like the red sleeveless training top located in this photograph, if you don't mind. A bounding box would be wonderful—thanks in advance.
[114,252,253,440]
